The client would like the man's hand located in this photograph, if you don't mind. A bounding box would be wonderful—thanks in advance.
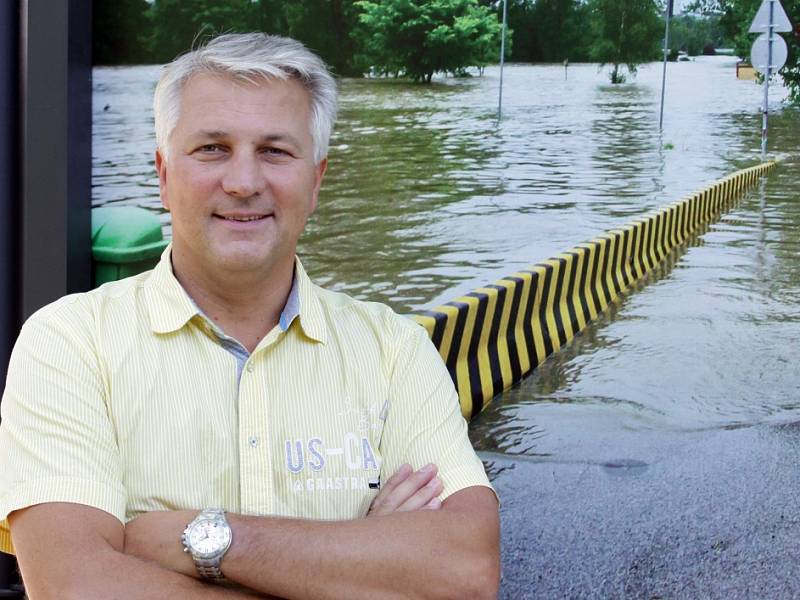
[367,463,443,516]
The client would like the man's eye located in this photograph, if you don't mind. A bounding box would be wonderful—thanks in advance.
[197,144,224,153]
[262,147,289,157]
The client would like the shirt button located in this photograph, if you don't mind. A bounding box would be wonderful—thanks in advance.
[246,363,254,373]
[248,436,258,448]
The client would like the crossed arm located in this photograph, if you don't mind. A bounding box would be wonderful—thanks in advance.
[10,465,500,600]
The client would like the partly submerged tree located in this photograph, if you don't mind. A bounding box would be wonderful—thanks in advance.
[586,0,663,83]
[357,0,506,82]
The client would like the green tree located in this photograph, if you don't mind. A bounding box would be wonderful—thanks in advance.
[147,0,255,64]
[587,0,663,83]
[93,0,151,65]
[532,0,591,62]
[250,1,368,76]
[688,0,800,103]
[357,0,505,82]
[669,14,729,55]
[479,0,589,62]
[478,0,533,61]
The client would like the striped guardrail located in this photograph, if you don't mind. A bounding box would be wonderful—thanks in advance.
[411,162,776,420]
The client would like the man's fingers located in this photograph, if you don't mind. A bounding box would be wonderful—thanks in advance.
[368,464,441,517]
[397,475,443,512]
[368,464,412,515]
[380,463,413,495]
[422,497,442,510]
[382,464,437,512]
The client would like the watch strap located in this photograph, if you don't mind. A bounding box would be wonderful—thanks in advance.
[182,508,232,583]
[195,557,226,582]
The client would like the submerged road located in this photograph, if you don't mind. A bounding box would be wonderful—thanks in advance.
[486,420,800,599]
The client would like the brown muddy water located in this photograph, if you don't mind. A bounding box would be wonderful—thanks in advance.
[93,58,799,457]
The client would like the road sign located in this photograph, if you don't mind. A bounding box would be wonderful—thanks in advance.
[748,0,791,160]
[749,0,792,33]
[751,32,789,74]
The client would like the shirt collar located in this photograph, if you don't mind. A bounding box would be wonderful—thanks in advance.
[143,245,198,333]
[293,256,328,344]
[143,244,327,344]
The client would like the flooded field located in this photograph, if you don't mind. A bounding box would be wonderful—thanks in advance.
[93,57,799,452]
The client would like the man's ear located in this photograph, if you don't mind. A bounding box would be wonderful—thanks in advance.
[155,148,170,211]
[309,158,328,214]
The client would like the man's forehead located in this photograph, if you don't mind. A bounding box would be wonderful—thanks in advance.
[173,73,313,136]
[181,71,308,101]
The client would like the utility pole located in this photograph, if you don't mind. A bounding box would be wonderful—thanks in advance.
[498,0,508,120]
[659,0,673,131]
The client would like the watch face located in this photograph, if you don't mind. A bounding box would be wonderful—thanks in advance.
[188,519,232,558]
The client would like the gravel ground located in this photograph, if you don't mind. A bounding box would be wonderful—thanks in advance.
[486,420,800,599]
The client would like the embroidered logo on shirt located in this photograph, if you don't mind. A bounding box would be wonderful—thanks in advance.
[284,399,387,494]
[285,433,381,494]
[285,433,380,473]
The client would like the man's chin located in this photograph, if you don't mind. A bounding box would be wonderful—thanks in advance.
[211,247,287,276]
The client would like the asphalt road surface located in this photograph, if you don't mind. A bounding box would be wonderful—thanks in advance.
[485,420,800,599]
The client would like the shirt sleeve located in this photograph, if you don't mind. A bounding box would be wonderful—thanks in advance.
[379,317,495,502]
[0,299,126,555]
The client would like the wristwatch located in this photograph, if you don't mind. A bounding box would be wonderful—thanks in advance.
[181,508,233,582]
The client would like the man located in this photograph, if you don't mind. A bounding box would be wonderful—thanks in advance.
[0,34,499,599]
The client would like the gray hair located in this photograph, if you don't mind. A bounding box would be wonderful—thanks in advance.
[153,33,338,164]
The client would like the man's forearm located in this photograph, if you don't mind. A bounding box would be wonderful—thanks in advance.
[9,502,263,600]
[75,550,263,600]
[20,535,261,600]
[223,492,498,600]
[125,486,499,600]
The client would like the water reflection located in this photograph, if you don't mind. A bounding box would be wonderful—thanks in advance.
[92,58,793,312]
[303,81,505,307]
[589,85,663,208]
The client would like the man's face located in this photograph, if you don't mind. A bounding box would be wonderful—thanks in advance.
[156,73,327,278]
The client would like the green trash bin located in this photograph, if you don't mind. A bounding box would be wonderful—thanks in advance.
[91,206,169,287]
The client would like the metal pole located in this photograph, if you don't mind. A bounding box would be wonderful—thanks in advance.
[0,0,20,380]
[20,0,92,319]
[0,1,23,596]
[761,0,775,160]
[498,0,508,120]
[658,0,671,130]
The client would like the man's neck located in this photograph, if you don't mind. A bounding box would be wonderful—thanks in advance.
[171,252,295,354]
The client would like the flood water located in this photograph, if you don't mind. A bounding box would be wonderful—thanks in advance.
[93,58,799,457]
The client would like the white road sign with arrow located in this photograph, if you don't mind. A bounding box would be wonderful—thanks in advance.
[749,0,792,33]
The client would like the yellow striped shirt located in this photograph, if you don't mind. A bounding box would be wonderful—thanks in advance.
[0,247,492,554]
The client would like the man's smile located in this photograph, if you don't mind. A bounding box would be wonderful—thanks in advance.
[213,212,273,223]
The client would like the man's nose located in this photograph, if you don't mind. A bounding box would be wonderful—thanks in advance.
[220,153,264,198]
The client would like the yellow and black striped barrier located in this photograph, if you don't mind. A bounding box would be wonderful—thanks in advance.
[411,162,776,420]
